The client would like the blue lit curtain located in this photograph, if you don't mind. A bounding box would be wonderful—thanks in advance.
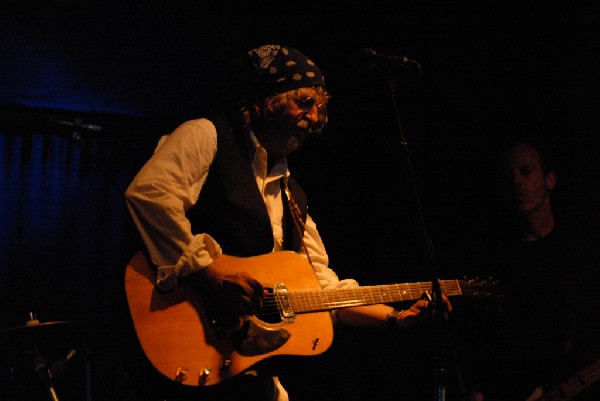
[0,124,145,329]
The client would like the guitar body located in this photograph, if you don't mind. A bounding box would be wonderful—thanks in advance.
[125,251,334,387]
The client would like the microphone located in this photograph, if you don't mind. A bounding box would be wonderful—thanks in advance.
[47,115,103,133]
[358,48,420,70]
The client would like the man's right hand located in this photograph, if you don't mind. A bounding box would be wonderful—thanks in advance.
[189,256,264,329]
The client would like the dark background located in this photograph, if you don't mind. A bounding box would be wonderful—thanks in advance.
[1,1,599,400]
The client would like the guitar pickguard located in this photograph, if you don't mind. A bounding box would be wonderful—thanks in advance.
[236,318,291,356]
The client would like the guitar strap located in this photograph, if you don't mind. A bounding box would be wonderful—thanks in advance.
[281,178,313,267]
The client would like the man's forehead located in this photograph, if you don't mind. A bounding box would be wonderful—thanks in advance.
[504,145,541,167]
[294,87,321,96]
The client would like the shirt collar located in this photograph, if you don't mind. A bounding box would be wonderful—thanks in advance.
[247,130,289,179]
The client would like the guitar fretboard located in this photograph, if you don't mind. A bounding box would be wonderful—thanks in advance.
[288,280,463,313]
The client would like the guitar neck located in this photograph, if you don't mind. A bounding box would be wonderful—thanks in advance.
[287,279,463,313]
[536,358,600,401]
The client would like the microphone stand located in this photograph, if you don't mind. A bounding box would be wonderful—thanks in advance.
[32,346,61,401]
[381,65,467,401]
[70,117,125,196]
[46,114,126,196]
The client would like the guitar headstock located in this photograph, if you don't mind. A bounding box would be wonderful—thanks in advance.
[458,277,504,301]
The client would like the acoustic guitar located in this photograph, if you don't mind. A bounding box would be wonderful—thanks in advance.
[125,250,497,387]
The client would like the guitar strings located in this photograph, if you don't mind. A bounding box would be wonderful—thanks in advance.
[257,281,466,315]
[254,279,494,318]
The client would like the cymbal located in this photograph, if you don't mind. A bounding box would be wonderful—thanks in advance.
[0,320,88,337]
[0,320,91,363]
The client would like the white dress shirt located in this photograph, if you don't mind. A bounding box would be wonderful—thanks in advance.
[125,118,359,291]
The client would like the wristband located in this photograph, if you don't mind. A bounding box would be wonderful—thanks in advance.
[383,308,404,329]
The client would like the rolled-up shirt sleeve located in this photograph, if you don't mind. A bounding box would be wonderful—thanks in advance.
[125,118,222,291]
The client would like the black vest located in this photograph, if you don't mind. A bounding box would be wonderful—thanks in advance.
[186,114,308,256]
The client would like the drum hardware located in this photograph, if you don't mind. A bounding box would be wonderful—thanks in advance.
[0,312,92,401]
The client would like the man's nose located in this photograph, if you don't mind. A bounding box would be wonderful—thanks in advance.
[304,105,320,123]
[512,171,526,186]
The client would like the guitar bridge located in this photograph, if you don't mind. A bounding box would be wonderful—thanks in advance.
[273,283,295,323]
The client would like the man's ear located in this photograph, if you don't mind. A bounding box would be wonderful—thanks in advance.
[546,171,557,190]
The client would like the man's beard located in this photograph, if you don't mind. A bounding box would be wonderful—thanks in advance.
[284,123,309,153]
[259,117,311,155]
[295,117,323,135]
